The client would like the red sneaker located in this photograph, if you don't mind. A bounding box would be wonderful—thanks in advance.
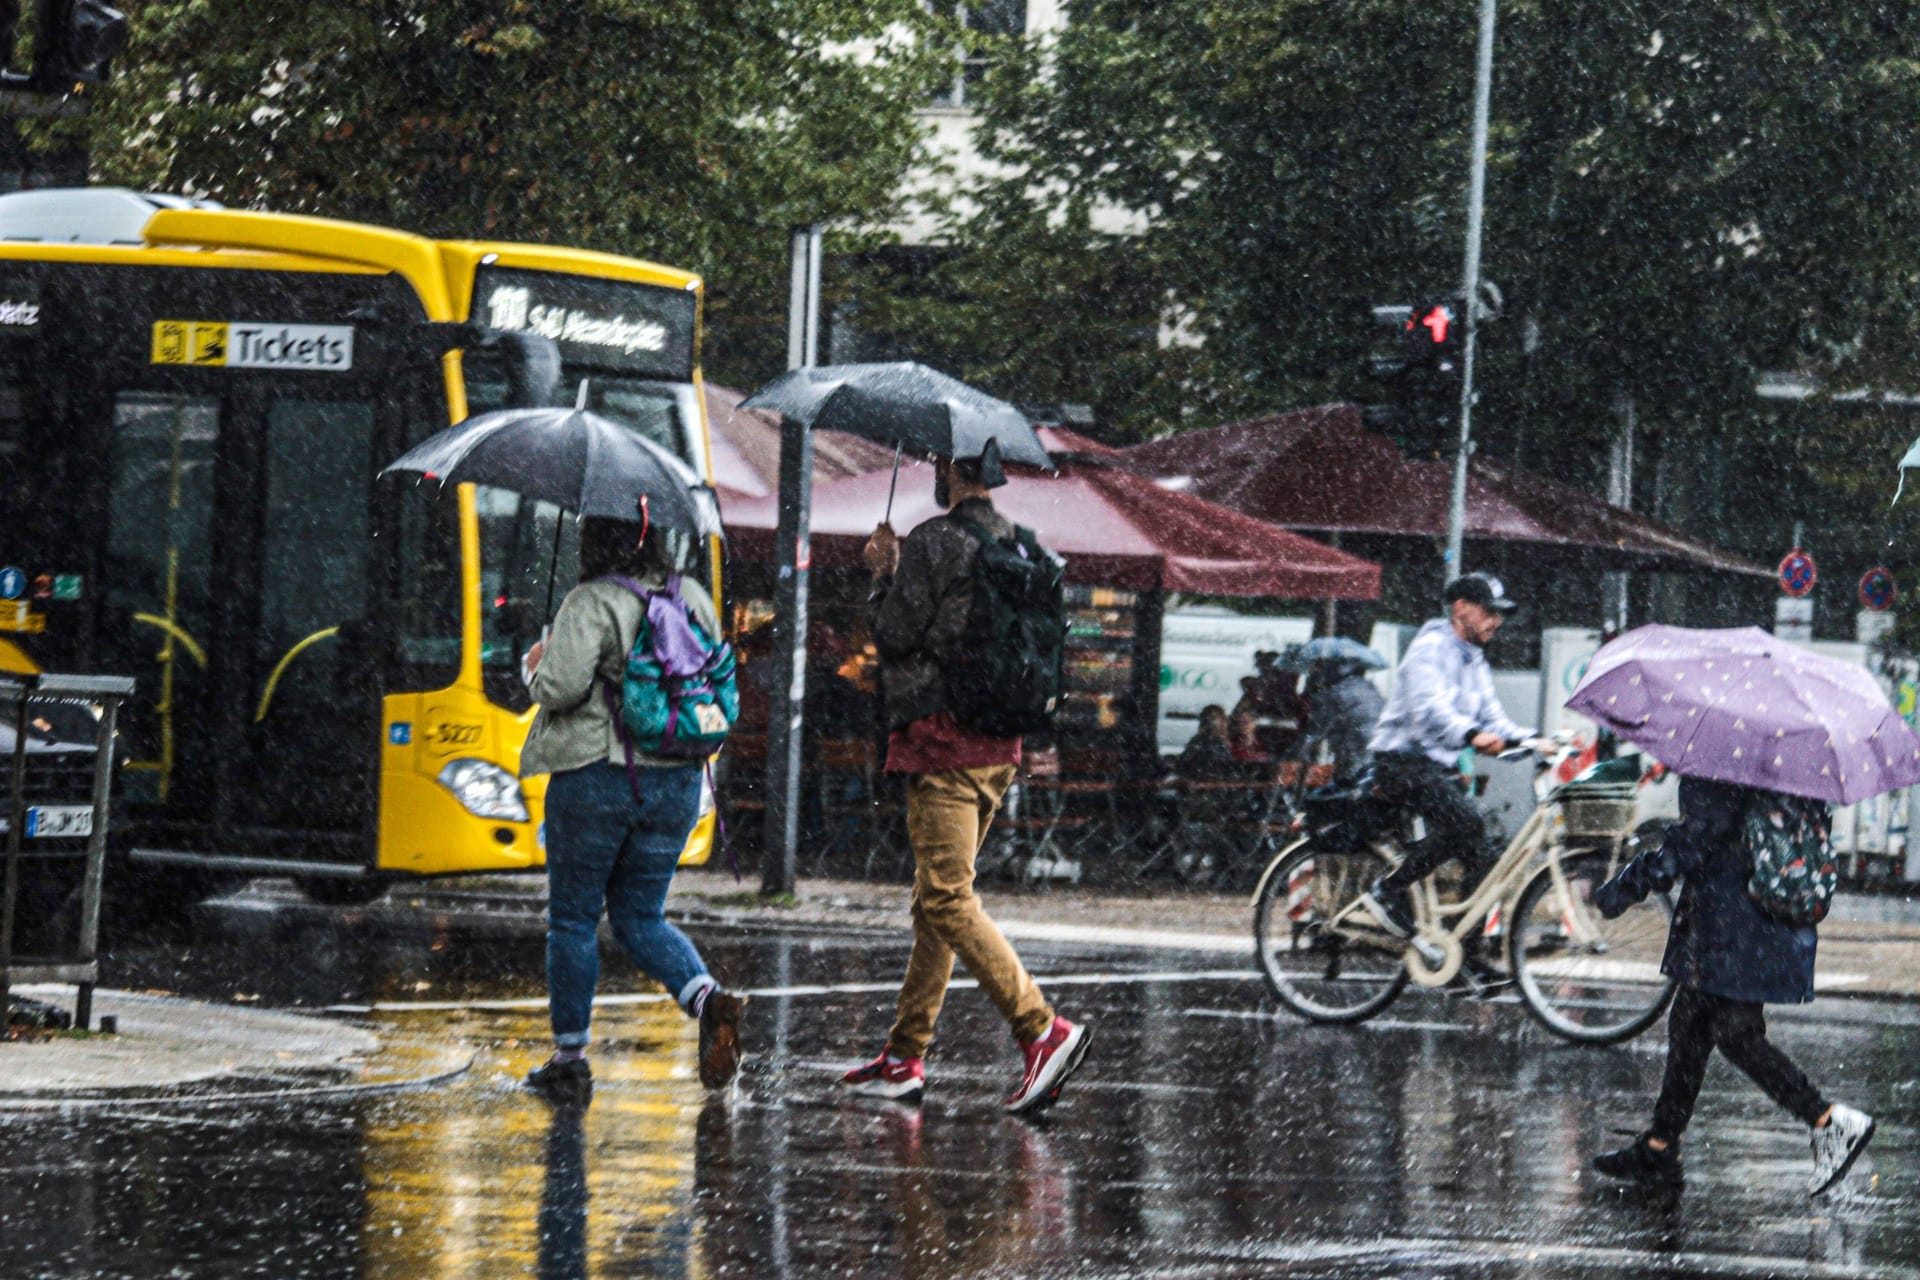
[1003,1017,1091,1114]
[840,1052,926,1103]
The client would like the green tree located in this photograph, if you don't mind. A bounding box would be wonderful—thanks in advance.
[869,0,1920,478]
[55,0,956,384]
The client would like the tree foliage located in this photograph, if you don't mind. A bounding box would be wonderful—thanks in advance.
[60,0,956,383]
[868,0,1920,475]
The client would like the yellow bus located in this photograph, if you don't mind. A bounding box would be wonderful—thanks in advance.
[0,188,720,904]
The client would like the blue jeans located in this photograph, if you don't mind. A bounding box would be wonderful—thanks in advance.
[544,762,710,1047]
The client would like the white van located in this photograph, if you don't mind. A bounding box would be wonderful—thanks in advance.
[1156,608,1314,754]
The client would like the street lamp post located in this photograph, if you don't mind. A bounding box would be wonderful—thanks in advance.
[761,224,823,899]
[1445,0,1497,576]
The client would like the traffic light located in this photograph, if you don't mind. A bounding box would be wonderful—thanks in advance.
[28,0,126,91]
[1408,298,1461,377]
[1360,297,1464,458]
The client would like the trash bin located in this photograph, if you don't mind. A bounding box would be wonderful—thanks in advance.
[1,672,134,1033]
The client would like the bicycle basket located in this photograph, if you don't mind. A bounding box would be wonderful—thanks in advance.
[1556,779,1637,839]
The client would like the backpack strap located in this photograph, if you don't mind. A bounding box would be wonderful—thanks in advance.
[596,574,668,807]
[600,680,649,809]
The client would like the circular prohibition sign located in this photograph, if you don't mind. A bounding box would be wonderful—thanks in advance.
[1860,565,1896,613]
[1778,548,1818,599]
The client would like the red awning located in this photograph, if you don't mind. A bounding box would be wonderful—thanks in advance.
[1120,404,1770,577]
[722,440,1381,599]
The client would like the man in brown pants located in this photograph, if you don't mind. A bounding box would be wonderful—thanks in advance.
[840,452,1090,1114]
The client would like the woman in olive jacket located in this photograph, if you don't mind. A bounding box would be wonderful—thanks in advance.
[1590,774,1873,1196]
[518,515,744,1104]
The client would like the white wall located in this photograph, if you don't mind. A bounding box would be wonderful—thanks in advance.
[898,2,1146,246]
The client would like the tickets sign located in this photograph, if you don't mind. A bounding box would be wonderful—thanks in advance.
[151,321,355,372]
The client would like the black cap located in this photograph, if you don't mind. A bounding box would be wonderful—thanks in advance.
[954,438,1008,488]
[1444,572,1516,613]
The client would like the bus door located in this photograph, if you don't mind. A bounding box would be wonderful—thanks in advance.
[225,383,390,851]
[87,311,419,865]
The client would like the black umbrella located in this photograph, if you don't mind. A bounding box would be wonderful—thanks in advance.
[382,407,723,620]
[381,408,722,537]
[739,362,1051,520]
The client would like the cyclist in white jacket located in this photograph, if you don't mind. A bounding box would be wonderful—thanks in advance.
[1360,573,1529,992]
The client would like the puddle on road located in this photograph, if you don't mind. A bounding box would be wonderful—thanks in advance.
[6,920,1915,1278]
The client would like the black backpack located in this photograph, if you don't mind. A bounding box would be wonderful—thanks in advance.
[942,515,1067,737]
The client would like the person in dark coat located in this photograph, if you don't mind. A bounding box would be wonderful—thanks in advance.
[1174,705,1238,780]
[1590,774,1875,1195]
[1305,658,1384,784]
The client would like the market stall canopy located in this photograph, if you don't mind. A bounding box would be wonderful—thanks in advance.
[724,425,1381,599]
[1120,404,1771,577]
[704,384,896,501]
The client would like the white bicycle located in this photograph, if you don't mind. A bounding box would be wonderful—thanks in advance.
[1251,760,1676,1045]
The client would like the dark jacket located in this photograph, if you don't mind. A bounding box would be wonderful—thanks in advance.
[1594,776,1818,1005]
[870,497,1016,732]
[1309,670,1384,782]
[1175,731,1238,780]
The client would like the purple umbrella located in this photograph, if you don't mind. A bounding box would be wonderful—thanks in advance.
[1566,625,1920,805]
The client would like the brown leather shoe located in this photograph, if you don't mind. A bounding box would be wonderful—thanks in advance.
[698,990,746,1088]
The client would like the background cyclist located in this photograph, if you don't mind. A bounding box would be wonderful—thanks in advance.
[1360,572,1531,993]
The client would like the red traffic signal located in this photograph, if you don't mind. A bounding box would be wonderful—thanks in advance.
[1410,302,1456,346]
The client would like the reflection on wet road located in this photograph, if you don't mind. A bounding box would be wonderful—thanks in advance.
[4,897,1917,1278]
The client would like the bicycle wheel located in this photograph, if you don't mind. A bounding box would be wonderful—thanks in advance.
[1510,848,1676,1044]
[1254,840,1409,1022]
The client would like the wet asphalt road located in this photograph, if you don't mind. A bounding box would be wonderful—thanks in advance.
[4,889,1919,1279]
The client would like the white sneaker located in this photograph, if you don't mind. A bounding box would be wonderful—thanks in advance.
[1808,1103,1875,1197]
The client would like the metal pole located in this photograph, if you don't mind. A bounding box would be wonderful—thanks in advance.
[1605,394,1635,629]
[1445,0,1497,576]
[74,691,124,1032]
[1,675,32,1026]
[763,225,823,898]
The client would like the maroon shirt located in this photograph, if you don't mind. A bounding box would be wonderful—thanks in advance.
[886,711,1021,775]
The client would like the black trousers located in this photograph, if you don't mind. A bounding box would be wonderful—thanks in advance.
[1650,986,1828,1143]
[1372,751,1494,897]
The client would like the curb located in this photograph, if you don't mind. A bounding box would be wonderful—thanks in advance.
[0,1052,474,1111]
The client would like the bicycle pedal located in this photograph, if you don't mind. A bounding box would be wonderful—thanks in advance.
[1411,937,1448,969]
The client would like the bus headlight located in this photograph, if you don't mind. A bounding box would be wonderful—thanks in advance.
[437,759,529,822]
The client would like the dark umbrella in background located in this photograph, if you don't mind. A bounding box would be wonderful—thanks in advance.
[1292,637,1390,671]
[740,361,1052,521]
[382,406,723,618]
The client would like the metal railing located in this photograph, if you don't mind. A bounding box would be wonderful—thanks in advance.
[2,672,134,1032]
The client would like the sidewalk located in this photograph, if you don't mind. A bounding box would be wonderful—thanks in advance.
[1,987,467,1106]
[662,866,1920,999]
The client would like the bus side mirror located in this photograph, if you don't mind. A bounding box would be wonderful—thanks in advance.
[414,324,564,409]
[491,331,563,409]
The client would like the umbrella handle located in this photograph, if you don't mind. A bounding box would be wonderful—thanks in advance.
[544,513,563,622]
[884,444,902,524]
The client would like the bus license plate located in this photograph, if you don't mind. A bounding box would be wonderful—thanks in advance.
[26,805,93,839]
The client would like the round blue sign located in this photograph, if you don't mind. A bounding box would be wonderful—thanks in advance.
[1861,566,1896,613]
[0,566,23,601]
[1779,549,1818,599]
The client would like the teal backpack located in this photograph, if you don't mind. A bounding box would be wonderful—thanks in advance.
[601,575,738,760]
[1742,792,1837,927]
